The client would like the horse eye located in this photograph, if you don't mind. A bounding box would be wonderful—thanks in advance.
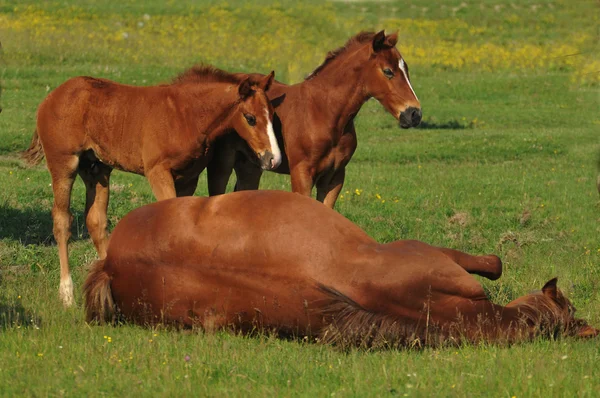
[383,68,394,79]
[244,114,256,126]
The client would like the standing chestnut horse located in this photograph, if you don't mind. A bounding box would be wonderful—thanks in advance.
[84,191,598,347]
[206,31,422,208]
[23,66,281,306]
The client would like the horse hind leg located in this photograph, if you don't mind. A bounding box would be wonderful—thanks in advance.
[78,154,112,259]
[48,155,79,307]
[436,247,503,281]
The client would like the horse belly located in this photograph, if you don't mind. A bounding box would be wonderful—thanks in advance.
[108,259,327,334]
[84,107,145,173]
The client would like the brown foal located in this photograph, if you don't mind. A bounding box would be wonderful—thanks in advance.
[206,31,422,208]
[84,191,598,347]
[23,66,281,306]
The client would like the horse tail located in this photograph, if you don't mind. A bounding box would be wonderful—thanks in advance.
[83,259,116,324]
[22,129,45,165]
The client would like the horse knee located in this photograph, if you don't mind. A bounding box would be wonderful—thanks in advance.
[481,255,503,280]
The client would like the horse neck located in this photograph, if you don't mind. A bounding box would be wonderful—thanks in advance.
[182,83,240,142]
[302,49,371,132]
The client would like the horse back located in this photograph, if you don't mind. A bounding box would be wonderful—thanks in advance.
[36,76,189,173]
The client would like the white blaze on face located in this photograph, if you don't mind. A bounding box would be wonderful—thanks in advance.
[399,59,418,101]
[265,109,282,168]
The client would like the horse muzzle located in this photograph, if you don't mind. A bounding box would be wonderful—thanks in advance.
[258,150,281,171]
[399,106,422,129]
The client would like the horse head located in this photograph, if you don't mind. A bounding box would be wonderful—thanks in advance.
[506,278,599,339]
[363,30,422,129]
[231,71,282,171]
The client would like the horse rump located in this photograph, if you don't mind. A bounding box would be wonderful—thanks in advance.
[83,259,117,324]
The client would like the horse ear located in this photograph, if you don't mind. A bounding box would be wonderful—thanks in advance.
[542,277,558,299]
[385,31,398,47]
[238,77,254,99]
[260,71,275,93]
[577,325,600,338]
[372,30,387,52]
[270,93,286,108]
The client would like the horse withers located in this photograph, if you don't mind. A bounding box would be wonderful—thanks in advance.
[23,66,281,307]
[84,191,598,347]
[207,30,422,208]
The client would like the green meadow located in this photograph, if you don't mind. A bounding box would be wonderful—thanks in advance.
[1,0,599,396]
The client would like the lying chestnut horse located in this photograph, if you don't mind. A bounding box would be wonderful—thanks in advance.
[23,66,281,307]
[206,31,422,208]
[84,191,598,347]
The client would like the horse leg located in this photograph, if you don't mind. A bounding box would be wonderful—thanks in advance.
[146,166,177,200]
[233,156,263,191]
[78,161,112,259]
[316,167,345,209]
[48,155,79,307]
[290,164,315,197]
[175,175,200,197]
[207,152,236,196]
[436,247,503,281]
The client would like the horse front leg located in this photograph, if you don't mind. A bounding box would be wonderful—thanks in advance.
[207,152,236,196]
[233,155,263,191]
[175,175,200,197]
[316,167,346,209]
[146,166,177,200]
[290,164,315,197]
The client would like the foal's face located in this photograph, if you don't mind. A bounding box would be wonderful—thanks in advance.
[232,72,282,171]
[365,31,422,129]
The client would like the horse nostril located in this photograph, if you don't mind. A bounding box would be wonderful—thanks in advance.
[412,108,422,125]
[399,107,422,128]
[259,151,275,170]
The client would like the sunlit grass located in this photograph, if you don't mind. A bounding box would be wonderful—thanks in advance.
[1,0,599,396]
[1,2,598,84]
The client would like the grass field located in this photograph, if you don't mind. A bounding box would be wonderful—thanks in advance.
[1,0,599,396]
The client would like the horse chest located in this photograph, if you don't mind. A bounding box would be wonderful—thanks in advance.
[324,129,357,170]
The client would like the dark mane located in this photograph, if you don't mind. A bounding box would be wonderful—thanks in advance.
[317,283,433,349]
[171,65,243,85]
[514,291,573,338]
[306,31,377,80]
[316,284,579,348]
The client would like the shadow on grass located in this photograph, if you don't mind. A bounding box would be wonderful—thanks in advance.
[0,301,42,330]
[0,204,88,245]
[416,119,469,130]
